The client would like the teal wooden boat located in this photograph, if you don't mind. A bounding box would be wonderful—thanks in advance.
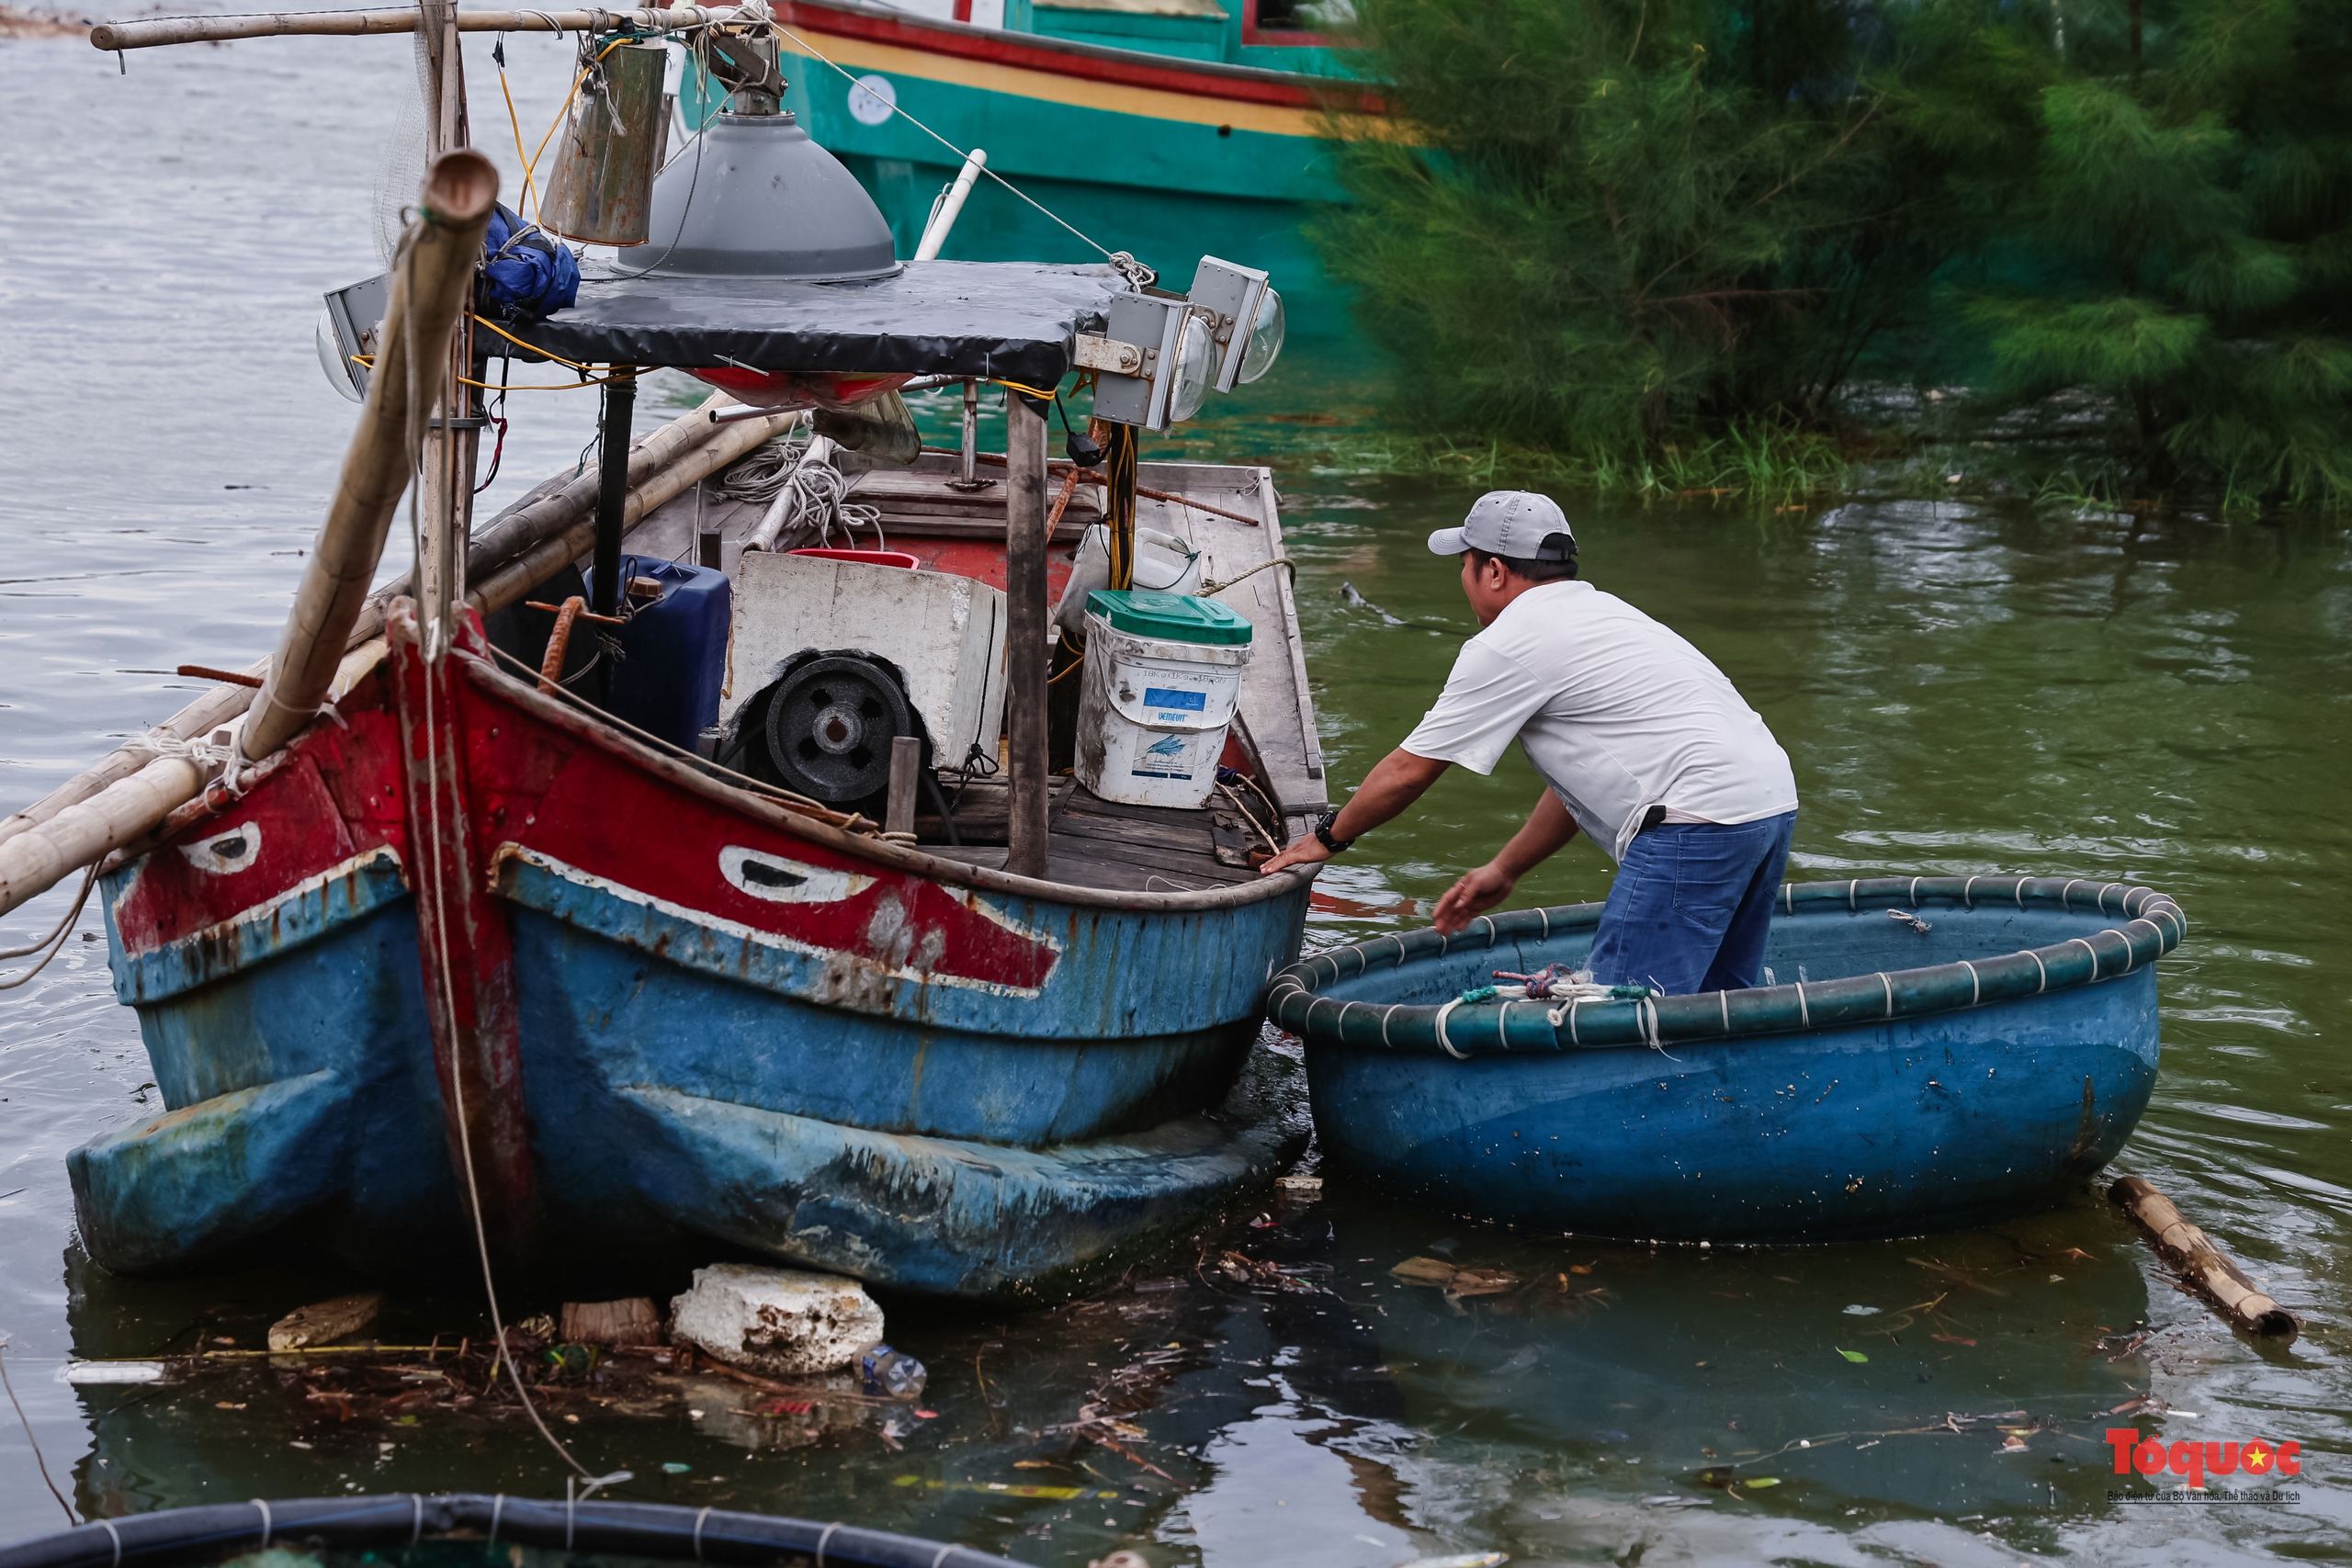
[718,1,1377,288]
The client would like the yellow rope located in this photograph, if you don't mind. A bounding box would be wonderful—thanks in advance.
[992,377,1063,400]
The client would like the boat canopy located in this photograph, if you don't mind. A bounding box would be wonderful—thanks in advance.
[524,259,1127,385]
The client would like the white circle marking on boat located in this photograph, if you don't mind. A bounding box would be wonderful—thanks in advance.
[847,73,898,125]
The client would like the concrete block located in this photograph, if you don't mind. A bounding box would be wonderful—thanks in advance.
[668,1262,883,1376]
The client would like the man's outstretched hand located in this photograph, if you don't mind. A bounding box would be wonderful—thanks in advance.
[1259,834,1331,875]
[1431,862,1517,934]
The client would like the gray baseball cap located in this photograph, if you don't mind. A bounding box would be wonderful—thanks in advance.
[1427,491,1576,559]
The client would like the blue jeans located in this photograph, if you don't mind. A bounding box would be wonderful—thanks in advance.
[1587,812,1796,996]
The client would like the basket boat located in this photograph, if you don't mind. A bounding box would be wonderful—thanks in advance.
[1265,876,2185,1243]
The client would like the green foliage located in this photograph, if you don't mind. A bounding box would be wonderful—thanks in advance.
[1317,0,2009,456]
[1958,0,2352,504]
[1320,0,2352,507]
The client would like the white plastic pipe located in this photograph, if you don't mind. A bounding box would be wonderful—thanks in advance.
[913,149,988,262]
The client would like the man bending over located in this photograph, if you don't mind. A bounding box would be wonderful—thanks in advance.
[1261,491,1799,996]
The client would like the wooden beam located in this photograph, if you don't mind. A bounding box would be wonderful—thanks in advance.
[1004,393,1051,880]
[89,6,741,52]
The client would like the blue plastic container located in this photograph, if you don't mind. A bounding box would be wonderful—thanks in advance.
[582,555,731,750]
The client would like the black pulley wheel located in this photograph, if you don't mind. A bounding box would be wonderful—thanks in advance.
[761,654,915,804]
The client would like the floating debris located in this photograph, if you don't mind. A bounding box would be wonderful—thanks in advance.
[63,1361,167,1385]
[267,1292,381,1351]
[563,1297,664,1348]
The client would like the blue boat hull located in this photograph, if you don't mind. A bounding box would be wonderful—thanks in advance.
[1272,879,2178,1243]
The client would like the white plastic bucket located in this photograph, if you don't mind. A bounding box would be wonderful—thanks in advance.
[1074,607,1252,808]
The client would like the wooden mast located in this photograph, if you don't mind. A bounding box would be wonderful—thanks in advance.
[1004,391,1052,878]
[392,10,539,1250]
[414,0,480,657]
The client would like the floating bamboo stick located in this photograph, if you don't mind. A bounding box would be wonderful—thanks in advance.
[2109,1175,2299,1342]
[89,6,741,52]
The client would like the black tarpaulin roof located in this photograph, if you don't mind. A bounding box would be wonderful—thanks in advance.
[522,260,1128,387]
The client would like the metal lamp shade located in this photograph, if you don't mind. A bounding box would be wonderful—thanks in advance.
[640,113,900,279]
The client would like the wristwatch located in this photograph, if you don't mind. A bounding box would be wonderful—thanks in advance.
[1312,809,1355,853]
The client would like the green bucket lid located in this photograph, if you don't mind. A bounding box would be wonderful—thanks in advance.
[1085,589,1254,647]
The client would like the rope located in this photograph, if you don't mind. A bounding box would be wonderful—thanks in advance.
[469,312,599,373]
[0,858,101,962]
[1202,557,1295,596]
[1433,997,1469,1059]
[707,424,813,503]
[741,436,881,552]
[1215,782,1281,855]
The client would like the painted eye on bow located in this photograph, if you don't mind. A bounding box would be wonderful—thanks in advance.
[180,824,263,875]
[718,846,875,906]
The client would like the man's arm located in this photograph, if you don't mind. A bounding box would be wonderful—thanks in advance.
[1429,788,1578,934]
[1259,748,1452,874]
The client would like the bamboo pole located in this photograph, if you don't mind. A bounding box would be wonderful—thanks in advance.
[0,400,787,865]
[89,7,741,52]
[243,150,500,761]
[2109,1175,2299,1341]
[0,154,492,922]
[0,756,220,917]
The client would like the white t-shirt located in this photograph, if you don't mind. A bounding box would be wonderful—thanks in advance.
[1399,580,1797,862]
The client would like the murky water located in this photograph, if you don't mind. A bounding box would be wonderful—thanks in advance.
[5,13,2350,1563]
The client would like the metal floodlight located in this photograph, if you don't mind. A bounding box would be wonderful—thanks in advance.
[315,271,389,403]
[1187,255,1284,392]
[1080,291,1216,433]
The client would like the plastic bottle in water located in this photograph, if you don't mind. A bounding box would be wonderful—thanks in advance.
[859,1343,927,1398]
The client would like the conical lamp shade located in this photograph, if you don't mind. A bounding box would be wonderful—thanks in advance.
[641,113,900,280]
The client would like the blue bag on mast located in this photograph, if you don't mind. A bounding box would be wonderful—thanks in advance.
[477,203,580,321]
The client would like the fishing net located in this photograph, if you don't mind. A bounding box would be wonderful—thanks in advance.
[369,23,437,266]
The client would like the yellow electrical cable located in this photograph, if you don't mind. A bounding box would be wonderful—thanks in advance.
[497,55,543,224]
[458,375,616,391]
[350,353,615,392]
[469,312,598,373]
[992,378,1063,400]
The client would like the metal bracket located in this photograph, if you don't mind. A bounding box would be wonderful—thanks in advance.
[1073,333,1148,376]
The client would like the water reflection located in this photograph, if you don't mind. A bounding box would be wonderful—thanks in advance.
[6,10,2351,1561]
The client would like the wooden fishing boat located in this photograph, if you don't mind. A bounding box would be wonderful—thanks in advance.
[1267,877,2185,1243]
[28,6,1325,1302]
[68,457,1320,1300]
